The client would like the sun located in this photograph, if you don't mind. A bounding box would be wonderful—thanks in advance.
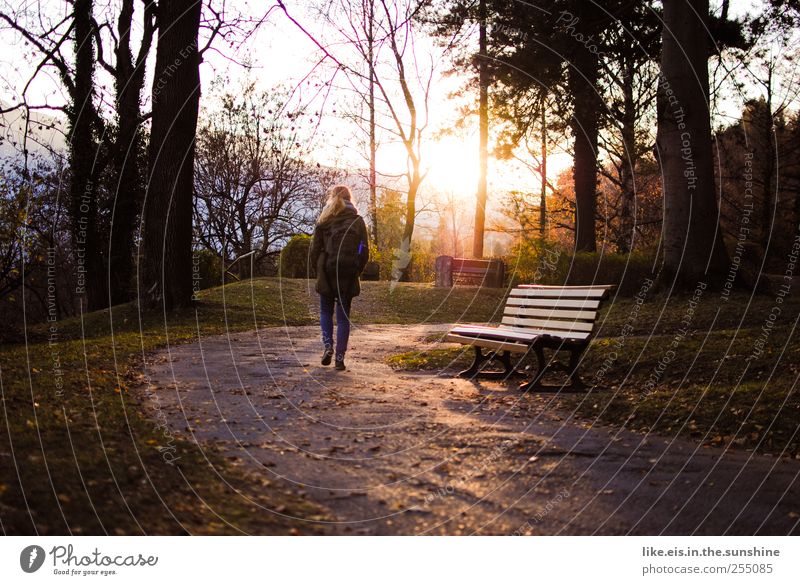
[424,134,481,196]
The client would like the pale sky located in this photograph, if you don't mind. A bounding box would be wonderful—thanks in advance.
[0,0,546,210]
[1,0,793,211]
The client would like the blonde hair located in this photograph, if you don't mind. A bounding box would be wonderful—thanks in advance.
[317,185,354,224]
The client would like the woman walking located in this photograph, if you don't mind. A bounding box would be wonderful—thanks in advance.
[310,185,370,370]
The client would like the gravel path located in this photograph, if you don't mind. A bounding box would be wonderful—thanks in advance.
[140,324,800,535]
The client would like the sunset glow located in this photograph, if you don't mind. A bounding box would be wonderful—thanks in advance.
[424,134,482,195]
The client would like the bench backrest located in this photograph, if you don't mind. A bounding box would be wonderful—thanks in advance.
[501,285,613,341]
[436,255,505,288]
[452,258,494,272]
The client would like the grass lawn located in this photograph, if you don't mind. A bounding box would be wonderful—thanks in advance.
[0,278,507,534]
[5,277,797,535]
[352,280,507,324]
[387,289,800,458]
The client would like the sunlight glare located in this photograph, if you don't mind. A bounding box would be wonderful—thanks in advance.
[424,135,481,197]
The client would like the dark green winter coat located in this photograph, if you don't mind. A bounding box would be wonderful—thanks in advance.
[310,202,370,298]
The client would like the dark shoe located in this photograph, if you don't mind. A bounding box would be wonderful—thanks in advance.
[321,347,333,366]
[334,359,346,371]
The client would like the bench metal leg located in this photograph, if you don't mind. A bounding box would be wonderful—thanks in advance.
[498,351,514,375]
[459,347,520,379]
[520,344,548,391]
[532,344,547,383]
[459,346,486,378]
[567,347,587,389]
[520,344,589,392]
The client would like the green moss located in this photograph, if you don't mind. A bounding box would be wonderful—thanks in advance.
[387,347,470,371]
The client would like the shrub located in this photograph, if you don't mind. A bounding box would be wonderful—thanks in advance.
[279,234,313,278]
[409,248,436,283]
[505,240,658,295]
[370,242,393,282]
[564,251,658,295]
[192,249,223,291]
[369,242,436,283]
[505,239,566,286]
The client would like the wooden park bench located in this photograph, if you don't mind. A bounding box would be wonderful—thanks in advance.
[435,256,505,288]
[445,284,614,390]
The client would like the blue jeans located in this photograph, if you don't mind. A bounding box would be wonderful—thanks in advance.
[320,295,352,359]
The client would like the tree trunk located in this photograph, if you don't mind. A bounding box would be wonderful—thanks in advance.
[618,58,637,254]
[395,175,420,282]
[140,0,202,309]
[108,0,153,305]
[539,93,547,238]
[238,229,253,280]
[69,0,106,311]
[760,74,775,252]
[368,0,378,242]
[451,202,459,256]
[472,0,488,259]
[658,0,729,287]
[569,46,599,253]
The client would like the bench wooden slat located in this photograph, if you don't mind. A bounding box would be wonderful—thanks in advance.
[452,259,498,267]
[444,334,530,354]
[517,284,614,290]
[503,306,597,321]
[500,316,594,333]
[506,297,602,310]
[509,287,608,299]
[450,325,540,342]
[451,324,591,342]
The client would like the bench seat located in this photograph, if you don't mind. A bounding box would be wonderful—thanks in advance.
[447,324,591,343]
